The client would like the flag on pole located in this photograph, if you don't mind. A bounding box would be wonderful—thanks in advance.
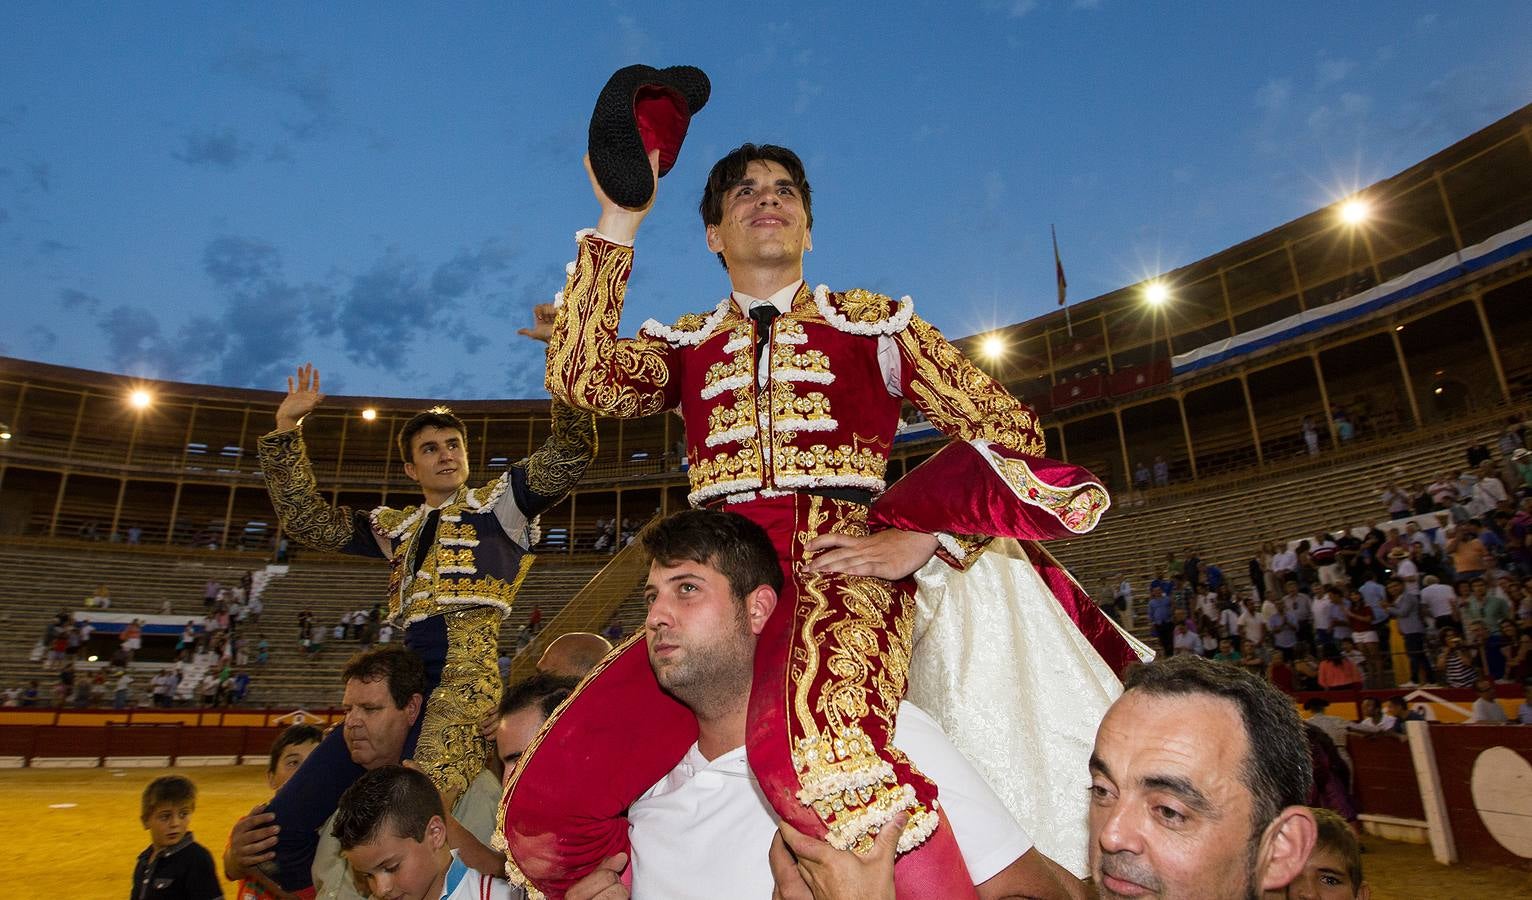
[1053,224,1073,336]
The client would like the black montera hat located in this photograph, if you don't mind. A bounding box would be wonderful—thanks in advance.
[587,64,710,210]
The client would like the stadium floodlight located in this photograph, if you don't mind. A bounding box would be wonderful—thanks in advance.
[129,389,153,409]
[361,408,378,421]
[1339,197,1371,225]
[0,423,10,440]
[1144,280,1170,306]
[980,334,1006,360]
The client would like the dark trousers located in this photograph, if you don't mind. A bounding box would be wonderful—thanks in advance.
[1403,632,1435,684]
[1154,622,1174,657]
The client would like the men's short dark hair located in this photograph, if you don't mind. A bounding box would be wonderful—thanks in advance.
[1124,655,1312,836]
[699,143,813,270]
[341,646,425,709]
[397,407,467,463]
[640,508,784,601]
[498,672,580,720]
[331,765,443,851]
[267,723,324,774]
[141,775,197,820]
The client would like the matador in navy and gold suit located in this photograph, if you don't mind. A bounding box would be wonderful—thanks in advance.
[500,229,1151,899]
[254,401,593,894]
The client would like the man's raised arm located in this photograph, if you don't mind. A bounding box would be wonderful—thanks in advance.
[545,151,681,419]
[256,363,387,558]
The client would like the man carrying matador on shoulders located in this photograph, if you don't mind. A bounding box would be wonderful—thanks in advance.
[501,66,1152,899]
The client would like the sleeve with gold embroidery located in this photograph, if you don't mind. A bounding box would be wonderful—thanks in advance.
[510,400,597,517]
[545,232,680,418]
[256,427,384,558]
[894,313,1047,569]
[894,313,1047,456]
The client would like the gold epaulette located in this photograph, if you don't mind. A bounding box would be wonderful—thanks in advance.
[812,286,916,336]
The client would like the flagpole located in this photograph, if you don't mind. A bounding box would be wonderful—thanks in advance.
[1052,224,1072,338]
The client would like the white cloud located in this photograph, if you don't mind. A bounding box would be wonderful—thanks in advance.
[1254,78,1292,112]
[1316,57,1357,88]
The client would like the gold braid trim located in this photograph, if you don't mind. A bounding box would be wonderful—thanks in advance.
[411,605,504,803]
[546,234,675,418]
[255,427,357,552]
[893,313,1046,456]
[518,400,596,499]
[790,498,932,854]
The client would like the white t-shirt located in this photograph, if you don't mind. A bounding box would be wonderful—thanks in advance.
[1311,597,1334,631]
[1421,583,1457,619]
[440,852,521,900]
[1395,558,1419,587]
[627,701,1031,899]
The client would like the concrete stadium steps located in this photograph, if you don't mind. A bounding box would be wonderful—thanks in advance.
[0,541,615,709]
[1047,410,1519,627]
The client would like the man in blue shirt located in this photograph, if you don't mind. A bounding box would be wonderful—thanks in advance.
[1148,586,1174,658]
[1361,575,1393,684]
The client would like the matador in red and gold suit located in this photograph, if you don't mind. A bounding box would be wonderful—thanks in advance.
[499,145,1152,900]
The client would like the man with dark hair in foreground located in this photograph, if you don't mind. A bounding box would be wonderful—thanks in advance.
[1088,654,1317,899]
[530,509,1082,899]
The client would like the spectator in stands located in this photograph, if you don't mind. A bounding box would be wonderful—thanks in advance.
[1115,575,1135,629]
[1086,656,1316,899]
[1237,595,1267,647]
[1482,579,1513,633]
[1469,679,1509,723]
[227,646,502,898]
[1349,697,1395,735]
[1421,574,1457,631]
[1148,585,1173,657]
[1213,638,1242,665]
[1133,461,1150,493]
[1508,631,1532,684]
[1381,483,1411,519]
[1172,623,1200,657]
[203,579,220,611]
[1514,449,1532,494]
[134,775,224,900]
[1518,681,1532,725]
[1303,416,1320,456]
[1472,461,1510,516]
[1292,645,1321,692]
[1270,543,1298,588]
[114,669,135,709]
[1390,579,1433,686]
[88,583,112,609]
[1448,522,1494,582]
[21,680,40,707]
[1317,646,1363,692]
[1438,629,1481,688]
[1311,586,1339,652]
[1152,455,1169,487]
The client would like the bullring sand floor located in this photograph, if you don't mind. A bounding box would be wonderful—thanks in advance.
[0,765,1525,898]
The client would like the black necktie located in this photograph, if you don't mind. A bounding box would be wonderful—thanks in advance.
[410,509,440,573]
[749,304,781,364]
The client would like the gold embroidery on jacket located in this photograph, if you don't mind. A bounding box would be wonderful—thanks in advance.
[520,401,596,499]
[894,313,1045,455]
[546,237,675,418]
[256,428,358,552]
[412,605,503,803]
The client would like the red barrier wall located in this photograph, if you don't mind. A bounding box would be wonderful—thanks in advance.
[1428,724,1532,869]
[1348,731,1425,821]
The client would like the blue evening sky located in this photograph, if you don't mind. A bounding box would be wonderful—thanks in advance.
[2,2,1528,399]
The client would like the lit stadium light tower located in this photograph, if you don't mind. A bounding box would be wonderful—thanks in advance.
[980,334,1006,361]
[361,408,378,421]
[129,389,153,410]
[0,423,11,440]
[1144,280,1170,306]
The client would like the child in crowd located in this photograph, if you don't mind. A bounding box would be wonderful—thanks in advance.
[133,775,223,900]
[1267,807,1371,898]
[229,724,324,900]
[332,765,516,900]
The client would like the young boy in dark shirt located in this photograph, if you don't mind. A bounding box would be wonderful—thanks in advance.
[133,775,224,900]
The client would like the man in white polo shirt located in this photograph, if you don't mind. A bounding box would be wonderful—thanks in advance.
[561,509,1079,900]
